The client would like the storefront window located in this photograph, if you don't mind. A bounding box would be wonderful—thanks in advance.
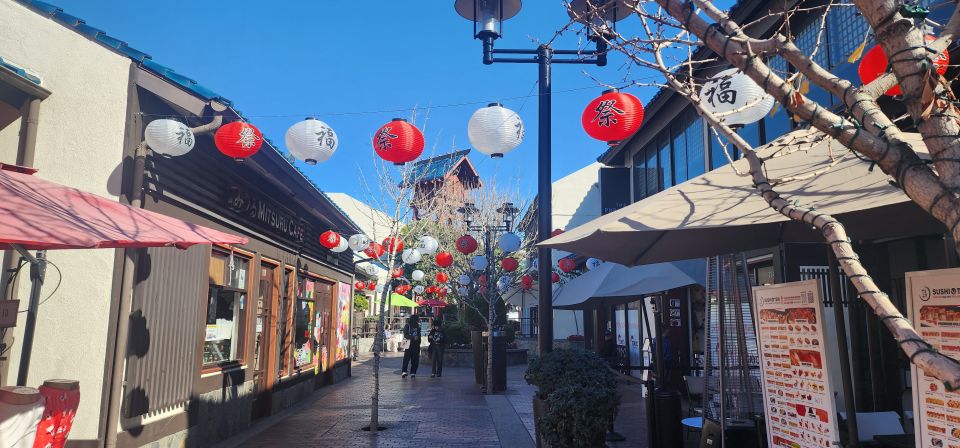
[204,250,250,367]
[294,278,317,368]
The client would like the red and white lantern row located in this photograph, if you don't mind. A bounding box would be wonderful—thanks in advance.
[372,118,425,165]
[215,121,263,161]
[581,89,644,145]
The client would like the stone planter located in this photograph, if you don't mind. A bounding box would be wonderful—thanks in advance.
[532,394,549,448]
[440,348,528,368]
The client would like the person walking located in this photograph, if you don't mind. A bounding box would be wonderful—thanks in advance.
[428,319,446,378]
[401,315,421,378]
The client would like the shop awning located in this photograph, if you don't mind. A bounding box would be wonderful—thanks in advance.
[388,293,418,308]
[541,130,944,266]
[553,259,705,309]
[501,286,541,307]
[0,164,247,250]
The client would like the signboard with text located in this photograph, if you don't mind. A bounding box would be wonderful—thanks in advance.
[599,167,631,215]
[753,280,839,448]
[906,268,960,448]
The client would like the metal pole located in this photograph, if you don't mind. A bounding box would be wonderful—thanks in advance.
[536,45,554,354]
[718,256,727,446]
[485,227,494,393]
[828,248,859,447]
[16,250,45,386]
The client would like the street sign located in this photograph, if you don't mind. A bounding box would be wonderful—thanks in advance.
[0,300,19,328]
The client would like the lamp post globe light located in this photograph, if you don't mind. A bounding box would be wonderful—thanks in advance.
[455,0,631,354]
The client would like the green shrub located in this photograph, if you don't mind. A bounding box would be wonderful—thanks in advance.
[443,321,471,346]
[525,349,619,448]
[541,384,619,448]
[353,294,369,312]
[525,349,616,397]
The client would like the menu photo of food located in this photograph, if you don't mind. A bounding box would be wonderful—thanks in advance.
[920,305,960,328]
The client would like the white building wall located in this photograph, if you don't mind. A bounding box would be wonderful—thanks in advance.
[327,193,396,306]
[0,1,133,440]
[549,162,603,339]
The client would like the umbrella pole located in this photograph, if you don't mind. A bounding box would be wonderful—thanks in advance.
[15,247,45,386]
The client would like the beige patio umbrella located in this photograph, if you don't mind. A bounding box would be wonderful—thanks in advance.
[541,129,943,266]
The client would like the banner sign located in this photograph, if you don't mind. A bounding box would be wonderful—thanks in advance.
[334,282,352,361]
[753,279,839,448]
[906,268,960,448]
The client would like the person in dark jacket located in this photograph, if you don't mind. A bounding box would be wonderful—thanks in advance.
[401,315,421,378]
[428,319,446,378]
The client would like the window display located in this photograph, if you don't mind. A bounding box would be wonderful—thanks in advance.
[204,250,250,367]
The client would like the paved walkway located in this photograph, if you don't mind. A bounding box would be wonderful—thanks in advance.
[218,353,656,448]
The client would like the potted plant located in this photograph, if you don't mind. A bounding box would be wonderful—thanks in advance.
[525,349,619,448]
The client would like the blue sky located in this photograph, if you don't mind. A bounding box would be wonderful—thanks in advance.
[50,1,662,202]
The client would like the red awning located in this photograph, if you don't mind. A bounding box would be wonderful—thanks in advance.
[0,165,247,250]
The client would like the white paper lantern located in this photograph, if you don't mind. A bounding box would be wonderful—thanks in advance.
[458,274,472,286]
[700,68,774,126]
[401,248,422,265]
[285,117,338,165]
[362,264,379,276]
[331,238,349,253]
[586,258,603,270]
[471,255,488,271]
[497,232,521,253]
[467,103,525,158]
[417,236,439,255]
[458,286,469,297]
[348,234,370,252]
[414,285,426,294]
[145,119,195,157]
[411,270,425,281]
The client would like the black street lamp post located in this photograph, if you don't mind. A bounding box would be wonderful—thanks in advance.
[455,0,629,354]
[458,201,518,393]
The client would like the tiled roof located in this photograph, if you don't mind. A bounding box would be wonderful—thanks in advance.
[0,55,42,85]
[14,0,230,105]
[410,150,472,182]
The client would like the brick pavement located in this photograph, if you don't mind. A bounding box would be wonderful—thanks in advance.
[222,353,661,448]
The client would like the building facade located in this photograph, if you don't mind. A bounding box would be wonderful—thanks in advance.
[0,1,362,446]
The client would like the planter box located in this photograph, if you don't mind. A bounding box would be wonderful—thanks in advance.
[533,395,548,448]
[441,348,528,368]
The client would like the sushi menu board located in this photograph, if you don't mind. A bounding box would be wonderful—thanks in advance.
[753,280,839,448]
[906,268,960,448]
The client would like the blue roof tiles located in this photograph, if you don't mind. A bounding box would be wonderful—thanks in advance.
[411,150,472,182]
[0,55,42,85]
[14,0,229,105]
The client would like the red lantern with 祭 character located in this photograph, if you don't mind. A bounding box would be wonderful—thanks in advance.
[319,230,341,249]
[382,236,404,254]
[372,118,425,165]
[501,257,519,272]
[435,251,454,268]
[456,235,478,254]
[581,89,644,145]
[364,242,385,258]
[520,274,533,290]
[558,258,576,273]
[366,281,376,291]
[354,281,365,291]
[551,272,561,283]
[215,121,264,160]
[436,272,449,283]
[858,35,949,96]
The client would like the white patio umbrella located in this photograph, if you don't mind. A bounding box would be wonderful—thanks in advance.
[552,259,705,309]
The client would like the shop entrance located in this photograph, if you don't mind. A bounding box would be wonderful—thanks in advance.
[252,261,278,419]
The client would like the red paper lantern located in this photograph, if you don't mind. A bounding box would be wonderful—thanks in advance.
[551,272,561,283]
[501,257,519,273]
[382,236,404,254]
[354,281,365,291]
[214,121,264,160]
[435,251,454,268]
[558,258,576,273]
[364,242,385,258]
[581,89,644,145]
[551,229,564,238]
[391,267,404,278]
[456,235,478,254]
[438,288,447,297]
[436,272,449,283]
[319,230,341,249]
[479,274,487,286]
[858,35,948,96]
[520,274,533,290]
[426,286,436,294]
[372,118,425,165]
[367,281,376,291]
[394,285,404,293]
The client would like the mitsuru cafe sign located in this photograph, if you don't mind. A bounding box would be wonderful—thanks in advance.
[225,186,306,241]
